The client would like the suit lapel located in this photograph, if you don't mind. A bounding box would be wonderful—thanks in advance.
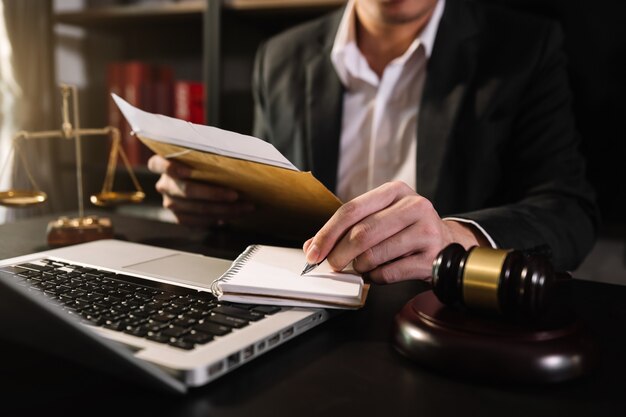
[418,0,480,203]
[305,11,344,195]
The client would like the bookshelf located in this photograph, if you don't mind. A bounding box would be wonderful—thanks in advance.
[54,0,345,130]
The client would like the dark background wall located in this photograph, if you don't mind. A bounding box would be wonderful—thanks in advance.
[476,0,625,232]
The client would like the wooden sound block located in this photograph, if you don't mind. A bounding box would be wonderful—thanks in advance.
[47,216,114,248]
[392,290,597,383]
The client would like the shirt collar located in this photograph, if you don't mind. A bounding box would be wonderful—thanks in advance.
[331,0,445,86]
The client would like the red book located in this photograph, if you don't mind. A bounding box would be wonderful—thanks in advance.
[174,80,205,125]
[153,66,174,116]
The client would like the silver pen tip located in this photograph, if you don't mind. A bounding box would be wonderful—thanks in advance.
[300,263,315,276]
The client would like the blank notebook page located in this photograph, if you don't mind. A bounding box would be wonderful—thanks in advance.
[217,245,363,301]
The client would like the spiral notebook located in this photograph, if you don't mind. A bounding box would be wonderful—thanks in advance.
[211,245,369,309]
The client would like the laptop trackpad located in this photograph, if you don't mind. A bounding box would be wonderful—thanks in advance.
[124,253,232,290]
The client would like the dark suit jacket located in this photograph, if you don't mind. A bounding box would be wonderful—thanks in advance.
[251,0,599,271]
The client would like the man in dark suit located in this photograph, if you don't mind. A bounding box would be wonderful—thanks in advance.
[149,0,598,282]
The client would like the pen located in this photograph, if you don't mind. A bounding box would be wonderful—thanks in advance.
[300,257,326,276]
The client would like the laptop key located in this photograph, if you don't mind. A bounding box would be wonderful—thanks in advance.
[60,294,77,303]
[121,299,142,308]
[124,325,149,338]
[104,295,122,303]
[251,306,280,315]
[171,297,193,306]
[103,321,124,331]
[76,267,98,274]
[146,322,169,332]
[62,299,82,310]
[193,321,232,336]
[163,305,188,315]
[0,266,28,275]
[213,306,264,322]
[162,326,189,339]
[82,272,103,280]
[102,317,124,327]
[135,291,152,299]
[18,263,54,273]
[146,333,170,344]
[169,339,195,350]
[207,313,248,329]
[110,304,131,314]
[152,313,177,323]
[57,284,73,293]
[188,302,209,311]
[28,281,44,290]
[172,317,197,328]
[129,309,153,319]
[26,270,44,279]
[83,314,103,325]
[43,289,61,297]
[64,281,84,289]
[154,293,177,301]
[183,331,213,345]
[120,317,148,328]
[143,301,167,310]
[78,293,103,303]
[41,272,58,280]
[186,311,208,320]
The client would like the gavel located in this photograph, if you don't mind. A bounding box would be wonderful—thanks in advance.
[391,244,592,384]
[430,243,571,320]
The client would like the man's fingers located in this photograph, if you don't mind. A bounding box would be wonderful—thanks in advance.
[156,175,239,202]
[302,238,313,253]
[366,253,434,284]
[306,182,413,264]
[148,155,192,178]
[353,221,443,273]
[325,210,403,271]
[183,181,239,201]
[326,193,433,271]
[147,155,167,174]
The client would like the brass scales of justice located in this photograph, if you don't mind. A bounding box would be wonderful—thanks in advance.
[0,84,145,246]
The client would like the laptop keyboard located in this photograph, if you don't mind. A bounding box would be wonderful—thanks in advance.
[0,259,281,351]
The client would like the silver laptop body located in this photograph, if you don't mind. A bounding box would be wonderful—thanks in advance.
[0,239,330,394]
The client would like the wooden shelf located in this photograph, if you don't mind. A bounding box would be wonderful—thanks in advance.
[224,0,345,11]
[54,0,344,26]
[54,0,205,26]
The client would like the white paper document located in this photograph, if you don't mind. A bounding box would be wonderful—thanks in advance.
[112,93,297,170]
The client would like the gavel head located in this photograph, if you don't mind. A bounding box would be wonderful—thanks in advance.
[431,243,556,320]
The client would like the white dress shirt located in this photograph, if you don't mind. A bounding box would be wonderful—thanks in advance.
[331,0,444,202]
[330,0,497,247]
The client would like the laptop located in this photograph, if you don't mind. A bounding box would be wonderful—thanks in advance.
[0,239,330,394]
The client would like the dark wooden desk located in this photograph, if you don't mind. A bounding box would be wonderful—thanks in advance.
[1,213,625,416]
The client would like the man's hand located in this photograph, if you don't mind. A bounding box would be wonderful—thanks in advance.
[147,155,254,228]
[303,181,488,283]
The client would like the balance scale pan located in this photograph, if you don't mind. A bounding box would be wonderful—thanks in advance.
[0,190,47,207]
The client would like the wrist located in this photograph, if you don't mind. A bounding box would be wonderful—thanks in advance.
[443,219,490,249]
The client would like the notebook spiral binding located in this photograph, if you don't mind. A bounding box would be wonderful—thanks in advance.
[210,245,260,296]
